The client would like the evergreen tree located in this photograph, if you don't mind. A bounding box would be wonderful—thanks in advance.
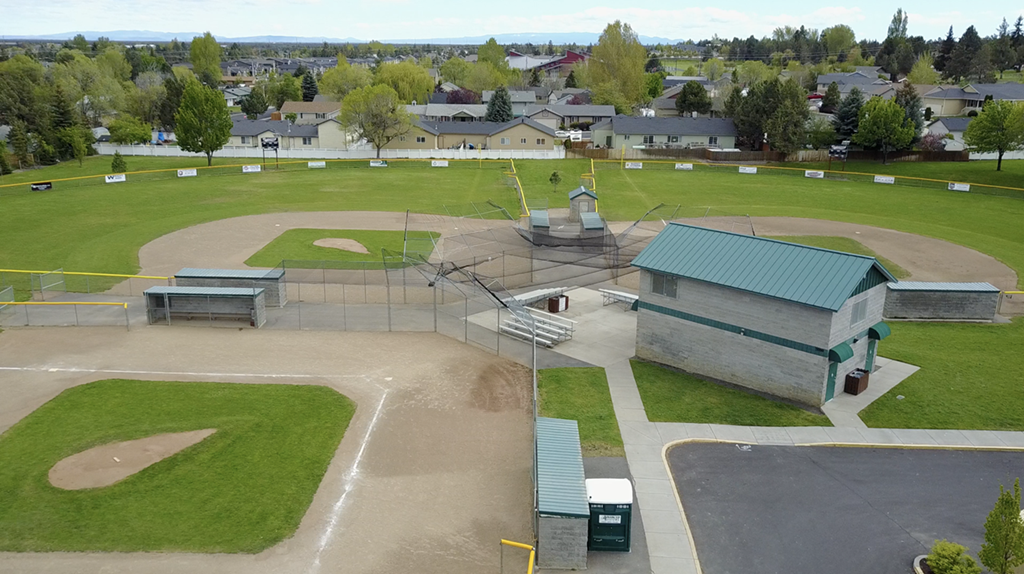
[894,83,924,144]
[1012,16,1024,49]
[765,80,810,153]
[0,141,12,176]
[8,120,30,168]
[111,151,127,173]
[833,87,864,140]
[50,84,77,131]
[675,81,712,116]
[484,85,513,122]
[947,26,983,82]
[723,87,743,118]
[645,57,663,73]
[564,70,577,88]
[239,90,269,119]
[301,69,318,102]
[821,82,841,113]
[529,67,542,87]
[935,27,955,72]
[979,479,1024,574]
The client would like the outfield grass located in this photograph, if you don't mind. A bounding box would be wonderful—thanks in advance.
[775,159,1024,188]
[538,368,624,457]
[631,360,832,427]
[767,235,911,279]
[244,229,437,268]
[859,319,1024,430]
[0,379,355,553]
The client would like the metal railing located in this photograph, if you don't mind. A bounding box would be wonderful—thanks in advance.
[500,539,536,574]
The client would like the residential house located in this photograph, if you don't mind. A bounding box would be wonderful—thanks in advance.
[522,104,616,130]
[526,86,554,104]
[927,117,973,150]
[590,116,738,149]
[279,101,342,125]
[384,117,557,150]
[653,79,731,118]
[229,118,348,149]
[222,87,251,107]
[921,83,1024,117]
[482,90,538,116]
[549,88,590,105]
[505,50,588,78]
[407,103,488,122]
[815,71,889,94]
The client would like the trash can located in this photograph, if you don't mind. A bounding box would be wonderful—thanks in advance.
[586,478,632,552]
[547,295,569,313]
[844,368,870,395]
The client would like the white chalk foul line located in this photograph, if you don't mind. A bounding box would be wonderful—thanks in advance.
[308,389,389,574]
[0,366,364,379]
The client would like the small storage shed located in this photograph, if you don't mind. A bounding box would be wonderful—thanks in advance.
[174,268,287,307]
[884,282,1000,321]
[536,417,590,570]
[530,210,550,233]
[144,286,267,328]
[568,187,598,223]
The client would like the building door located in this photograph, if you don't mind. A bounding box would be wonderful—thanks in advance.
[825,362,839,402]
[605,136,612,147]
[865,340,877,372]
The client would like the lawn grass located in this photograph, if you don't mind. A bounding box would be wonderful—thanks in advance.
[244,229,437,268]
[631,360,832,427]
[774,158,1024,189]
[0,379,355,553]
[538,368,624,457]
[766,235,911,279]
[859,319,1024,430]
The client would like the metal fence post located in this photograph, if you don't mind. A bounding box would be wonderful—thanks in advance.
[433,283,437,333]
[73,304,79,326]
[124,304,130,331]
[323,267,327,303]
[464,294,468,342]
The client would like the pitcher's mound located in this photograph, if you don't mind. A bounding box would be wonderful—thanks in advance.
[49,429,217,490]
[313,238,370,254]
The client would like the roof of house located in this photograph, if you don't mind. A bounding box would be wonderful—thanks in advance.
[592,115,738,137]
[631,223,896,312]
[969,83,1024,100]
[923,87,981,101]
[231,119,319,138]
[482,90,536,104]
[279,101,342,114]
[415,116,557,137]
[524,104,616,118]
[568,186,597,200]
[407,103,488,118]
[934,117,973,132]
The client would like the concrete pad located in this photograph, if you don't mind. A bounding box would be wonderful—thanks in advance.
[823,426,866,444]
[646,531,694,558]
[619,421,662,446]
[890,428,939,446]
[638,508,686,532]
[857,428,904,444]
[615,407,650,423]
[679,423,716,440]
[708,424,755,443]
[629,460,672,480]
[926,429,974,447]
[625,444,666,463]
[632,477,675,495]
[750,427,795,445]
[655,423,690,443]
[821,405,868,428]
[990,432,1024,448]
[962,430,1006,448]
[649,556,699,574]
[636,490,681,514]
[784,427,832,445]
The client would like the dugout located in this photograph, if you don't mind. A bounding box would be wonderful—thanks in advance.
[884,282,1000,321]
[144,286,267,328]
[174,268,287,307]
[536,417,590,570]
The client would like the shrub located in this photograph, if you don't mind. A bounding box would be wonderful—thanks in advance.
[111,152,127,174]
[928,540,981,574]
[919,133,948,152]
[967,110,979,117]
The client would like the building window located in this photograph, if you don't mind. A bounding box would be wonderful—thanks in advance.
[643,135,655,144]
[851,299,868,326]
[624,134,630,140]
[708,136,719,146]
[669,135,679,143]
[399,136,406,141]
[416,136,426,143]
[240,136,250,144]
[651,272,677,298]
[500,137,510,145]
[316,113,325,119]
[521,138,527,144]
[302,137,312,145]
[536,138,546,145]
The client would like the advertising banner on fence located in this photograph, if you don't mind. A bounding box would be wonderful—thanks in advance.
[624,162,643,169]
[30,182,53,191]
[804,170,825,179]
[104,174,126,184]
[874,175,896,184]
[431,160,449,167]
[739,166,758,174]
[948,182,970,192]
[308,161,327,169]
[675,163,694,171]
[177,168,197,178]
[370,160,388,167]
[242,165,261,173]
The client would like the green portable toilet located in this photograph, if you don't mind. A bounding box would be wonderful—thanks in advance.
[586,478,632,552]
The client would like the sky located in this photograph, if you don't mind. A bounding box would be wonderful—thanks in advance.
[1,0,1022,42]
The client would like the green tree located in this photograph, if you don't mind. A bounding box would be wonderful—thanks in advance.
[935,27,956,73]
[190,32,222,87]
[833,86,864,140]
[239,89,268,119]
[564,69,578,88]
[439,57,471,85]
[821,25,856,57]
[477,38,507,69]
[261,73,302,110]
[894,83,924,143]
[964,100,1024,171]
[319,57,372,101]
[590,21,648,110]
[888,8,909,39]
[948,26,983,82]
[69,34,89,52]
[109,116,152,144]
[339,84,412,158]
[174,80,232,166]
[704,59,725,81]
[675,81,712,116]
[821,82,841,112]
[928,540,982,574]
[806,116,837,149]
[110,151,127,173]
[0,141,12,176]
[529,67,542,87]
[549,170,562,192]
[374,60,434,104]
[301,69,318,102]
[485,85,514,122]
[907,53,940,85]
[723,86,743,118]
[853,97,916,163]
[125,71,168,125]
[991,19,1018,79]
[645,57,663,73]
[59,127,88,166]
[463,61,509,93]
[979,478,1024,574]
[765,80,810,153]
[8,120,30,168]
[644,72,665,99]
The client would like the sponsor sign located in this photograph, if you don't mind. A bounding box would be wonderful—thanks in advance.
[104,174,126,184]
[177,168,198,178]
[738,166,758,174]
[804,170,825,179]
[30,182,53,191]
[675,163,694,171]
[242,165,262,173]
[431,160,449,167]
[598,515,622,524]
[624,162,643,170]
[873,175,896,184]
[370,160,388,167]
[948,182,970,192]
[308,161,327,169]
[260,137,279,150]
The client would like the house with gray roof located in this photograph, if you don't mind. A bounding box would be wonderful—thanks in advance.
[385,117,557,151]
[483,90,543,116]
[590,116,737,149]
[921,83,1024,117]
[522,104,616,130]
[928,117,973,151]
[229,118,347,150]
[632,223,895,407]
[815,71,890,94]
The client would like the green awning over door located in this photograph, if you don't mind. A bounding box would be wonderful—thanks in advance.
[828,342,854,363]
[868,322,891,340]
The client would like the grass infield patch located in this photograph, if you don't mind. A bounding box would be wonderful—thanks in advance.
[766,235,911,279]
[538,367,624,457]
[0,379,355,553]
[244,229,437,268]
[632,360,832,427]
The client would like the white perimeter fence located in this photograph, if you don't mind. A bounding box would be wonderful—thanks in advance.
[94,144,566,161]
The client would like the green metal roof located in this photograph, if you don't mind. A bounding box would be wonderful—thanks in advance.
[536,417,590,518]
[580,212,604,230]
[568,186,598,200]
[631,223,896,312]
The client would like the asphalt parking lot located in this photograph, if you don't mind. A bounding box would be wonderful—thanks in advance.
[668,443,1024,574]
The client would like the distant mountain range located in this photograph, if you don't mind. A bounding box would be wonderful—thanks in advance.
[8,30,687,45]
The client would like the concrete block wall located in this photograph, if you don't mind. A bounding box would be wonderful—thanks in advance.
[175,277,286,307]
[884,289,999,321]
[828,284,887,378]
[537,515,588,570]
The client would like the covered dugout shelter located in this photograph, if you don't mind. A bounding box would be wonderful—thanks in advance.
[631,224,895,407]
[144,286,268,328]
[174,268,287,307]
